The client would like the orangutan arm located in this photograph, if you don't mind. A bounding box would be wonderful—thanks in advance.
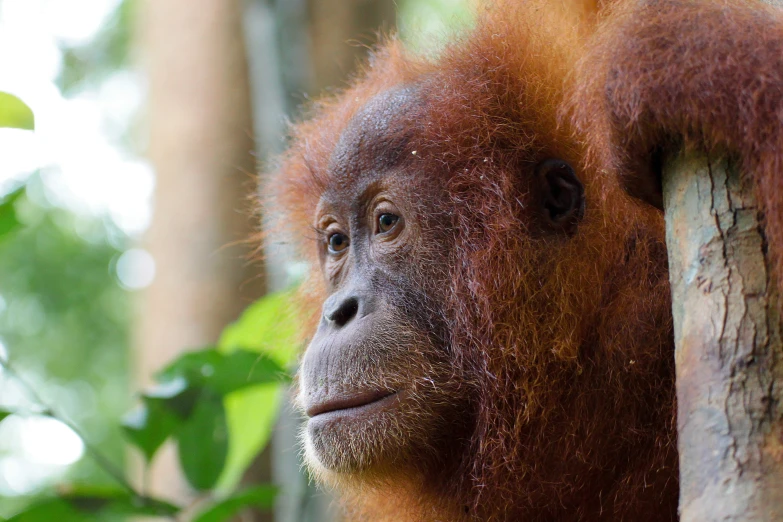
[571,0,783,263]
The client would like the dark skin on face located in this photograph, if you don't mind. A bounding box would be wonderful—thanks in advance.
[297,89,586,483]
[298,89,460,479]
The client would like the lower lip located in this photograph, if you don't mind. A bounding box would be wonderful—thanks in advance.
[308,392,401,424]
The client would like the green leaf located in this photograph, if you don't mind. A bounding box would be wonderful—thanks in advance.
[210,350,290,393]
[0,409,13,423]
[6,499,89,522]
[0,186,25,240]
[121,397,179,463]
[218,384,280,492]
[127,291,301,491]
[121,375,207,463]
[122,346,286,467]
[0,92,34,130]
[145,376,202,419]
[176,390,229,491]
[158,348,288,396]
[60,486,179,517]
[157,349,223,384]
[7,488,179,521]
[215,290,302,491]
[219,289,301,367]
[192,485,277,522]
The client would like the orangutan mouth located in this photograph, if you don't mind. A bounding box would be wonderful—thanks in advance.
[306,390,399,418]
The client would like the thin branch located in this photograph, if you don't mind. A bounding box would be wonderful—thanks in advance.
[0,356,138,498]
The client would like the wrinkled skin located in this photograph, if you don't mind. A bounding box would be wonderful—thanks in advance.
[298,89,466,480]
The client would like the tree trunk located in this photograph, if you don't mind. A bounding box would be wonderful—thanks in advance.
[135,0,264,504]
[307,0,397,92]
[662,152,783,521]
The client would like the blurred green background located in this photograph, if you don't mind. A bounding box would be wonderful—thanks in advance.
[0,0,468,520]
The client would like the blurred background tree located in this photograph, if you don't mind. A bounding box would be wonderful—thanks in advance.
[0,0,469,520]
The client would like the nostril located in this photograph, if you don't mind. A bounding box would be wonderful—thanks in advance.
[326,296,359,327]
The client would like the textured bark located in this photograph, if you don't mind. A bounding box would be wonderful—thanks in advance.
[135,0,264,505]
[663,153,783,521]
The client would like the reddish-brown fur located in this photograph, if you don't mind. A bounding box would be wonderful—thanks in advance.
[265,0,783,520]
[570,0,783,280]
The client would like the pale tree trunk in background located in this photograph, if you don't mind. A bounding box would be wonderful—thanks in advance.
[135,0,265,506]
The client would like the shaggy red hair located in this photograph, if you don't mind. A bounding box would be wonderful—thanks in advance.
[268,1,682,519]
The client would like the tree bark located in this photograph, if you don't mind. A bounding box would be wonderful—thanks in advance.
[662,152,783,521]
[135,0,264,505]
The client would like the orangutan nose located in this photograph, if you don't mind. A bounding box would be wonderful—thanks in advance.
[323,294,360,328]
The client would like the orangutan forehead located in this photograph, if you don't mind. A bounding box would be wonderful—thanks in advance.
[327,86,420,185]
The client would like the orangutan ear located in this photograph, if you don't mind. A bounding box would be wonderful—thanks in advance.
[536,159,585,231]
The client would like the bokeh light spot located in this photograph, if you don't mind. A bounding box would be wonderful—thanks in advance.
[116,248,156,290]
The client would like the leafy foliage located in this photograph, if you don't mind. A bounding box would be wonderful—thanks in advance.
[6,487,179,522]
[0,97,130,514]
[216,289,301,491]
[120,343,291,492]
[0,27,302,515]
[114,291,299,514]
[120,346,290,469]
[0,184,131,490]
[119,290,299,508]
[7,289,299,520]
[1,0,303,518]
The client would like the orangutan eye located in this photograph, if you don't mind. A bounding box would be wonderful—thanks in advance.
[377,213,399,233]
[328,232,349,253]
